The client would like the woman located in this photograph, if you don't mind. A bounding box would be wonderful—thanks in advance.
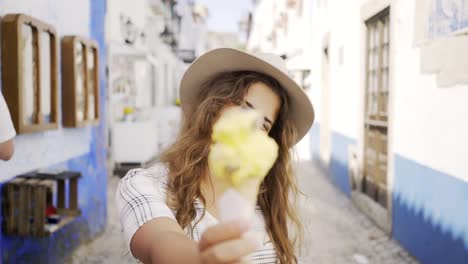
[116,48,314,264]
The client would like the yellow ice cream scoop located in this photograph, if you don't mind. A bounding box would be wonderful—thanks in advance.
[208,108,279,188]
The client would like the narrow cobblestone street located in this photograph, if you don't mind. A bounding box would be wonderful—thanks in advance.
[68,161,418,264]
[295,162,418,264]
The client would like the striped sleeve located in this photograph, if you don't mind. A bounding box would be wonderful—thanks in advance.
[115,164,176,249]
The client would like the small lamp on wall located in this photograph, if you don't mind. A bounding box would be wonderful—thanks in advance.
[61,36,100,127]
[1,14,59,134]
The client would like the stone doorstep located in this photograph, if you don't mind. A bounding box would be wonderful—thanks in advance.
[351,190,392,234]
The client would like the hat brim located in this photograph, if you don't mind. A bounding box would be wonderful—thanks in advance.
[180,48,314,146]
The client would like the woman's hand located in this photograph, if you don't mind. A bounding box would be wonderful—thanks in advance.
[199,220,260,264]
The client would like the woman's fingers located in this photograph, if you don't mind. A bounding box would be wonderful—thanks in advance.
[199,219,260,263]
[199,219,250,251]
[200,237,259,264]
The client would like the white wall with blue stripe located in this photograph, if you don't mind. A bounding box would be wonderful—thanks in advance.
[308,0,468,263]
[0,0,108,262]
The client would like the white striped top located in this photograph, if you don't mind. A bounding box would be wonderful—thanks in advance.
[115,163,278,263]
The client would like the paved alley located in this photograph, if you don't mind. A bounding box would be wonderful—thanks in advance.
[68,162,418,264]
[295,162,418,264]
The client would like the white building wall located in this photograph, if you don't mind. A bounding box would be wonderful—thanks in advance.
[176,2,209,56]
[0,0,92,181]
[293,1,468,260]
[327,0,362,141]
[246,0,468,177]
[308,0,363,164]
[247,0,276,52]
[0,0,90,36]
[248,0,318,160]
[107,0,150,49]
[308,0,329,127]
[310,0,468,181]
[391,0,468,181]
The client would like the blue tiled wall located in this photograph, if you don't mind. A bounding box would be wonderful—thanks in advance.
[429,0,468,38]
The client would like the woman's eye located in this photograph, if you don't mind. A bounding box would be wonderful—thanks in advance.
[238,101,248,109]
[243,100,255,110]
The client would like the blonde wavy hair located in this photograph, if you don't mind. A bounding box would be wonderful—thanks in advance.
[160,71,302,263]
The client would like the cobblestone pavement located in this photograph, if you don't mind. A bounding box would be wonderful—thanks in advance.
[68,161,418,264]
[67,169,135,264]
[295,161,418,264]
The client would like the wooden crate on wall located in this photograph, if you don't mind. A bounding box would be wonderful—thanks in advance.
[1,171,82,237]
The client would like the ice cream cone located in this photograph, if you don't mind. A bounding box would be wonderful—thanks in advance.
[208,108,278,222]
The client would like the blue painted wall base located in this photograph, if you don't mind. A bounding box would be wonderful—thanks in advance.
[329,132,355,195]
[392,154,468,264]
[0,153,107,263]
[309,129,468,263]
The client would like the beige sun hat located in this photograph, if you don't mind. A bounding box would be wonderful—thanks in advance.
[179,48,314,146]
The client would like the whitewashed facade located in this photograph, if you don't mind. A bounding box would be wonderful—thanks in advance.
[248,0,468,263]
[107,0,208,166]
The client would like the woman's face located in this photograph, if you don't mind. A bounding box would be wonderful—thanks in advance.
[241,81,281,133]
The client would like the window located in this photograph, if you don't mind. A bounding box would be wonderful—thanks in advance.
[1,14,59,134]
[61,36,100,127]
[363,8,390,208]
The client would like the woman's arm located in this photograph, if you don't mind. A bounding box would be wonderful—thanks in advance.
[130,217,258,264]
[116,167,258,264]
[130,217,200,263]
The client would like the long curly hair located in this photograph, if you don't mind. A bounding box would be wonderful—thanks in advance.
[160,71,303,263]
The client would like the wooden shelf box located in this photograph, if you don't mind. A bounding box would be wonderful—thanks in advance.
[61,36,100,127]
[45,171,82,216]
[1,171,82,237]
[1,14,59,134]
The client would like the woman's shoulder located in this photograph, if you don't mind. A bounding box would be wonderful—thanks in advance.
[124,163,168,179]
[116,162,177,248]
[121,163,170,189]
